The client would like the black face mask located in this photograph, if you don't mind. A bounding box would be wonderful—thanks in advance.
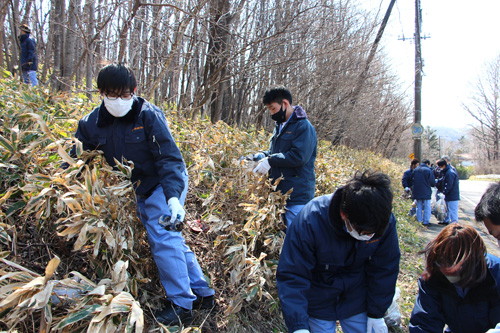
[271,105,286,123]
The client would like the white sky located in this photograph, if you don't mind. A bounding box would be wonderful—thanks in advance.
[367,0,500,129]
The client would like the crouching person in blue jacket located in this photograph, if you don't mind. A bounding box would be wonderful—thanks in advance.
[71,63,214,326]
[277,170,400,333]
[410,224,500,333]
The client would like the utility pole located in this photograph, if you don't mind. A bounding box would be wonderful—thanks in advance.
[414,0,423,161]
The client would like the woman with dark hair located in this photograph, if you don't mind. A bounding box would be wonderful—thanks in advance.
[410,224,500,333]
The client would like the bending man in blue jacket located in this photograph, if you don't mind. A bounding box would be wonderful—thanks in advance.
[277,171,400,333]
[71,63,214,326]
[251,87,317,226]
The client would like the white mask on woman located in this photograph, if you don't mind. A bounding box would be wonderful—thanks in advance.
[103,96,134,117]
[444,274,461,284]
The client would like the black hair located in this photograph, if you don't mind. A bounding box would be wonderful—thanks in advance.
[437,159,447,167]
[97,63,137,96]
[411,158,420,167]
[475,182,500,225]
[262,86,293,106]
[341,170,393,237]
[422,159,430,165]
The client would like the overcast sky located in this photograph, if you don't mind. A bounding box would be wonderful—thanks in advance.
[366,0,500,129]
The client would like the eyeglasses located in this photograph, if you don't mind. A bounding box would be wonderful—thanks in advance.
[104,92,134,100]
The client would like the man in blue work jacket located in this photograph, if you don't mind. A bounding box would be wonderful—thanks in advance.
[71,63,214,326]
[277,171,400,333]
[251,86,317,226]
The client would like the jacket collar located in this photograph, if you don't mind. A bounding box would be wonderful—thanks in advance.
[329,187,350,237]
[97,96,143,128]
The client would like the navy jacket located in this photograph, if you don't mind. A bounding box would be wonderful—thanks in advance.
[276,190,400,332]
[20,33,37,71]
[410,254,500,333]
[412,163,436,200]
[264,106,317,205]
[402,167,413,188]
[72,97,186,200]
[438,164,460,201]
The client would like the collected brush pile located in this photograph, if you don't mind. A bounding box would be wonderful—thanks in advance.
[0,75,409,332]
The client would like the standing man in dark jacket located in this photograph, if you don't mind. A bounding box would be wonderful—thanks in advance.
[251,87,317,226]
[437,159,460,225]
[412,159,436,225]
[18,24,38,87]
[277,171,400,333]
[71,63,214,326]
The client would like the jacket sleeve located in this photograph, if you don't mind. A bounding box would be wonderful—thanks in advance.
[268,121,317,168]
[429,169,436,187]
[441,172,455,196]
[402,170,411,188]
[365,213,400,318]
[409,278,446,333]
[276,211,317,332]
[144,107,185,201]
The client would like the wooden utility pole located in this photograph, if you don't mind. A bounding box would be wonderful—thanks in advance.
[414,0,423,160]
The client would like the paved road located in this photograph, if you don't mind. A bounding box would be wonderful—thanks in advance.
[419,180,500,257]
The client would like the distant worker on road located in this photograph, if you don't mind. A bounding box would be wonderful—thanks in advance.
[436,158,460,225]
[412,159,436,226]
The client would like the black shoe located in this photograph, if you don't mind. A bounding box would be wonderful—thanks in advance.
[193,294,215,310]
[438,221,449,225]
[154,303,193,326]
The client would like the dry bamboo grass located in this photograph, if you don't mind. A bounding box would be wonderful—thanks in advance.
[0,77,408,332]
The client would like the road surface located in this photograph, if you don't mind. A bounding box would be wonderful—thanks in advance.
[419,179,500,257]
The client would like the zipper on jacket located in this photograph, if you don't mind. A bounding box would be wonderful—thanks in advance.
[152,135,162,155]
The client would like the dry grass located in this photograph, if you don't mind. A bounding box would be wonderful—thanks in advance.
[0,76,423,332]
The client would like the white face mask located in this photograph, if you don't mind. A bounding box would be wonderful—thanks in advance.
[344,220,374,241]
[103,96,134,117]
[444,274,461,284]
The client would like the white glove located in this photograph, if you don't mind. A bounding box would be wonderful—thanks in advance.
[367,317,388,333]
[253,158,271,174]
[293,330,310,333]
[167,197,185,223]
[404,187,410,192]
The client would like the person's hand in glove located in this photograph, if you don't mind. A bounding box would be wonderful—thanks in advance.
[366,317,388,333]
[253,158,271,174]
[167,197,186,223]
[405,187,410,192]
[293,330,310,333]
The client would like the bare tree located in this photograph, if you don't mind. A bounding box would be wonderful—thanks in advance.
[463,54,500,172]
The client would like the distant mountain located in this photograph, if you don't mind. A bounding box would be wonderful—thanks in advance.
[427,126,471,142]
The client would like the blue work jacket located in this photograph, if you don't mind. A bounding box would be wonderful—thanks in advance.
[412,163,436,200]
[438,164,460,201]
[20,33,37,71]
[402,167,413,188]
[72,97,186,201]
[410,254,500,333]
[276,189,400,332]
[264,106,317,205]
